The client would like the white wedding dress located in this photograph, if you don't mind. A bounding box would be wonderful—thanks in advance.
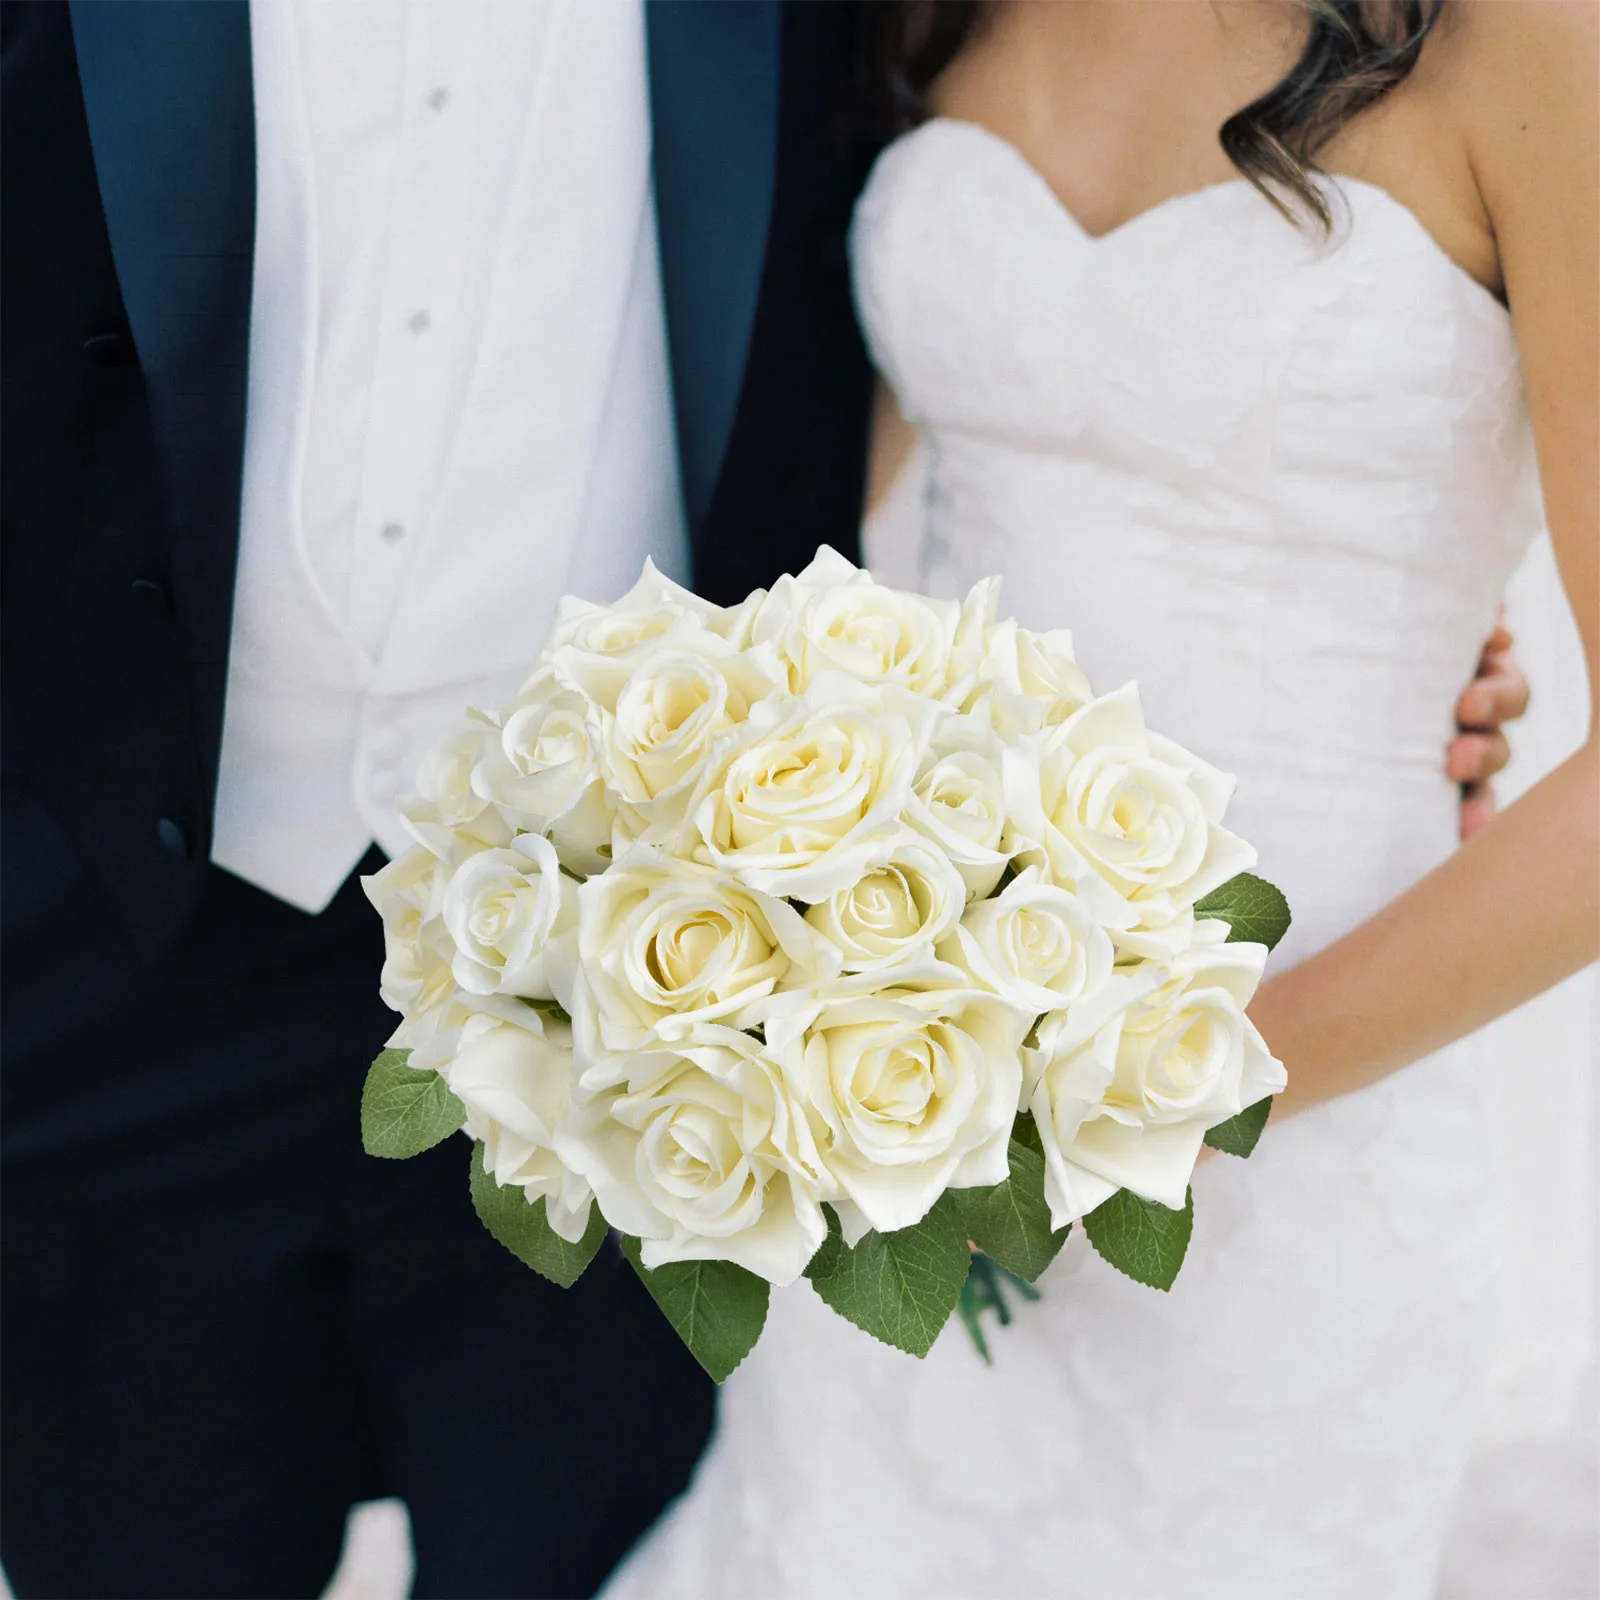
[604,119,1544,1600]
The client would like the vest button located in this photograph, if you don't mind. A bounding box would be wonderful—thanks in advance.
[82,331,136,368]
[157,817,193,861]
[131,576,172,613]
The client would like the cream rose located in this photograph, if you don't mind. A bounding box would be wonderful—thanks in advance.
[750,546,961,697]
[765,964,1030,1244]
[441,834,576,999]
[545,562,739,713]
[936,575,1003,706]
[567,852,840,1057]
[971,620,1094,735]
[941,865,1113,1016]
[904,725,1012,900]
[362,845,457,1024]
[1026,925,1285,1224]
[682,683,938,903]
[400,720,513,861]
[471,669,614,873]
[435,1007,594,1244]
[595,648,781,837]
[1004,682,1255,933]
[558,1025,832,1285]
[803,833,965,972]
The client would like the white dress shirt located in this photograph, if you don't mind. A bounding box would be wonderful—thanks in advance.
[214,0,688,910]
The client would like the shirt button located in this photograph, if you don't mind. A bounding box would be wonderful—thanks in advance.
[426,86,450,112]
[379,521,406,543]
[407,310,431,335]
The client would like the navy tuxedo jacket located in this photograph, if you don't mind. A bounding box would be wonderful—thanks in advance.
[1,1,878,955]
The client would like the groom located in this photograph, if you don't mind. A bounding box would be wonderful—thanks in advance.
[0,2,1526,1596]
[2,4,876,1596]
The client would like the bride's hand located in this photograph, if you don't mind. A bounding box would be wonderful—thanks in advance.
[1447,620,1530,840]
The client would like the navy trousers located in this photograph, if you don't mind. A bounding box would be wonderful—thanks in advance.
[1,782,713,1599]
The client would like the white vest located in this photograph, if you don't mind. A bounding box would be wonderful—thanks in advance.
[214,0,688,911]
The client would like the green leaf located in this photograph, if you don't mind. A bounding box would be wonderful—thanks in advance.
[804,1197,970,1358]
[468,1143,608,1288]
[620,1237,769,1384]
[1083,1186,1194,1291]
[1193,872,1292,951]
[955,1136,1070,1283]
[1011,1108,1045,1158]
[1202,1095,1274,1159]
[360,1048,465,1159]
[521,997,571,1026]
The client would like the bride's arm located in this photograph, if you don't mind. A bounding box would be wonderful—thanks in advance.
[864,381,920,519]
[1257,2,1599,1118]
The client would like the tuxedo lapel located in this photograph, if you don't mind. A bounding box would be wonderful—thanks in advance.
[68,0,255,671]
[646,0,782,534]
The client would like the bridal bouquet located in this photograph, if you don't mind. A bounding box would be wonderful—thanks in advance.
[361,550,1288,1379]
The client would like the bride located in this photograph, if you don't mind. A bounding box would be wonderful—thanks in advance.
[606,3,1597,1596]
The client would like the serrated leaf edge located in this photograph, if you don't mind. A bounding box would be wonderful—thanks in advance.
[621,1238,770,1384]
[1202,1095,1274,1159]
[360,1049,465,1160]
[805,1201,969,1358]
[1082,1186,1195,1293]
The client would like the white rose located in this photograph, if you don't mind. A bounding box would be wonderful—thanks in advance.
[596,647,782,836]
[558,1025,831,1285]
[750,546,961,697]
[400,719,513,861]
[905,722,1012,899]
[1025,926,1285,1224]
[362,845,455,1021]
[441,834,576,999]
[545,562,737,713]
[439,1008,594,1244]
[803,833,965,972]
[941,865,1113,1016]
[1004,682,1255,933]
[683,682,938,902]
[766,963,1030,1243]
[938,576,1003,705]
[472,669,614,874]
[971,621,1094,736]
[568,852,840,1057]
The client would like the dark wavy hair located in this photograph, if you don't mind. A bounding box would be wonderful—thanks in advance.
[864,0,1446,229]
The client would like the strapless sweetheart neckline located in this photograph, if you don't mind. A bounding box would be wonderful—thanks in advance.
[922,114,1508,309]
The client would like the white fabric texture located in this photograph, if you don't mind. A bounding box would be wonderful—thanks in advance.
[603,118,1547,1600]
[214,0,688,910]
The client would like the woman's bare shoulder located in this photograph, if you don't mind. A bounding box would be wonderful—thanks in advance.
[1443,0,1598,69]
[1438,0,1598,178]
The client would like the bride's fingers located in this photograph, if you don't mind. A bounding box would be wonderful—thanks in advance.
[1481,621,1514,658]
[1456,653,1531,729]
[1459,781,1498,841]
[1447,729,1511,784]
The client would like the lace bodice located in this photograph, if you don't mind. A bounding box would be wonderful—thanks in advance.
[853,119,1539,964]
